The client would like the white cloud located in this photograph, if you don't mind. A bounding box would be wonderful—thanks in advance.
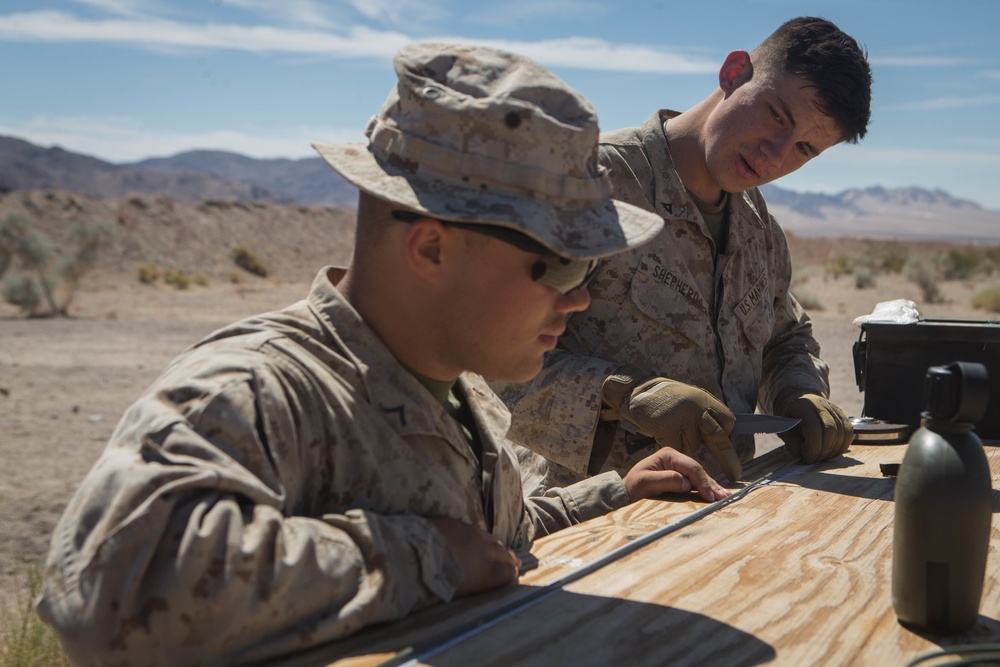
[882,95,1000,112]
[213,0,339,28]
[462,0,608,26]
[68,0,163,18]
[0,9,717,73]
[870,55,968,67]
[814,143,1000,170]
[0,10,408,58]
[0,115,365,162]
[424,36,718,74]
[347,0,447,25]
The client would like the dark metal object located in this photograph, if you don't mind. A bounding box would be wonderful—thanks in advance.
[850,417,910,444]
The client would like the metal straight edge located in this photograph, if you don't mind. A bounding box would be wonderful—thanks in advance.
[383,470,790,667]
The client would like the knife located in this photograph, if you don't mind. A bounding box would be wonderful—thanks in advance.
[730,413,801,436]
[623,413,801,454]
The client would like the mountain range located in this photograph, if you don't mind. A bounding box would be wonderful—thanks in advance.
[2,134,998,243]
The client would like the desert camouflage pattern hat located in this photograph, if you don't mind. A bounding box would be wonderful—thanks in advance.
[313,42,663,259]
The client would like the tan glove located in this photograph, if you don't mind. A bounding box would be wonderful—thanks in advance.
[773,390,853,463]
[603,370,742,482]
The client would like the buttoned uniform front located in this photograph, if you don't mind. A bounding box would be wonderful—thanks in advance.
[499,110,831,492]
[36,267,629,667]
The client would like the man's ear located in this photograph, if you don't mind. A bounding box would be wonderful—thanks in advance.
[719,50,752,94]
[403,218,447,284]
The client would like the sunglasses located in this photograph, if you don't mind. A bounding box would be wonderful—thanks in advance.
[391,211,599,294]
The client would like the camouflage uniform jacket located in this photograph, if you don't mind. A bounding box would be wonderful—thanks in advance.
[500,110,830,492]
[36,267,629,667]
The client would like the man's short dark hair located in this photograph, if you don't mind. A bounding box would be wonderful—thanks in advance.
[752,16,872,144]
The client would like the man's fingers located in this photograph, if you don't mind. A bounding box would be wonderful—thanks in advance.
[486,545,521,588]
[624,449,730,502]
[685,466,730,502]
[701,417,742,483]
[778,394,854,463]
[431,517,521,598]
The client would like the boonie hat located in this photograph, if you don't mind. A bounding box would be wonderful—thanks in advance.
[313,42,663,259]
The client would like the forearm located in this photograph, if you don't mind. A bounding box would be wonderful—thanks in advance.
[515,471,629,547]
[760,293,831,411]
[38,483,459,666]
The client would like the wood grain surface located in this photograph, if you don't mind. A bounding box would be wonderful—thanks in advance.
[266,442,1000,667]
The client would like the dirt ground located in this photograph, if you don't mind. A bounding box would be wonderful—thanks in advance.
[0,266,989,604]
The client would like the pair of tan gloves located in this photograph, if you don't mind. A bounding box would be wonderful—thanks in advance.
[602,366,853,483]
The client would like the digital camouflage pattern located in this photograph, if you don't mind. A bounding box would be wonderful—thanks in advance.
[499,110,831,493]
[312,42,663,261]
[36,268,630,666]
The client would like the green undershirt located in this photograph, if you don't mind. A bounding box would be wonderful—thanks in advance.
[688,189,730,255]
[410,371,484,467]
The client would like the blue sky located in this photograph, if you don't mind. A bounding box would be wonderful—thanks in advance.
[2,0,1000,210]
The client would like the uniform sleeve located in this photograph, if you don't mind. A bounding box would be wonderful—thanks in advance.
[494,348,622,479]
[525,471,630,535]
[35,349,462,667]
[758,214,832,411]
[506,472,630,550]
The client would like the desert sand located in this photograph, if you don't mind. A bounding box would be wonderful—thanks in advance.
[0,264,990,604]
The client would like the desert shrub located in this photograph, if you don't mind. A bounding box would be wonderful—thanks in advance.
[137,263,160,284]
[192,271,210,287]
[163,268,191,290]
[939,247,985,281]
[827,254,853,279]
[0,214,30,279]
[864,240,909,274]
[904,255,943,304]
[0,563,71,667]
[853,266,875,289]
[0,215,112,316]
[228,270,244,284]
[2,274,42,314]
[971,286,1000,313]
[984,246,1000,272]
[231,246,268,278]
[790,262,816,290]
[793,287,823,311]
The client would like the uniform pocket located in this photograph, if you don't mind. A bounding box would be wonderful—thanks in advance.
[626,266,710,348]
[732,269,775,351]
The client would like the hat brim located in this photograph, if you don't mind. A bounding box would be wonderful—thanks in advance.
[313,141,663,260]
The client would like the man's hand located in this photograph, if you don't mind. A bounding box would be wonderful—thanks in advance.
[428,517,521,598]
[623,447,730,502]
[774,391,853,463]
[606,375,742,482]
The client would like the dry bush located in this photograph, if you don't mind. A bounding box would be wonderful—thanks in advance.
[0,564,71,667]
[0,214,111,316]
[939,247,986,280]
[853,266,876,289]
[137,263,160,284]
[163,268,191,290]
[231,246,268,278]
[971,286,1000,313]
[904,255,944,304]
[827,254,853,279]
[794,287,824,311]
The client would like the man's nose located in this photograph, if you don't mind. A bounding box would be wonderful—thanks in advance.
[761,131,795,169]
[557,284,591,313]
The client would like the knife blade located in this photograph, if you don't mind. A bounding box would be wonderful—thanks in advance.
[623,413,800,454]
[730,413,801,436]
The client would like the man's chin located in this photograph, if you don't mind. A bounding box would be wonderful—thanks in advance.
[487,360,545,384]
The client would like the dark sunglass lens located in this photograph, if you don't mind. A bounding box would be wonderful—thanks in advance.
[531,260,547,281]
